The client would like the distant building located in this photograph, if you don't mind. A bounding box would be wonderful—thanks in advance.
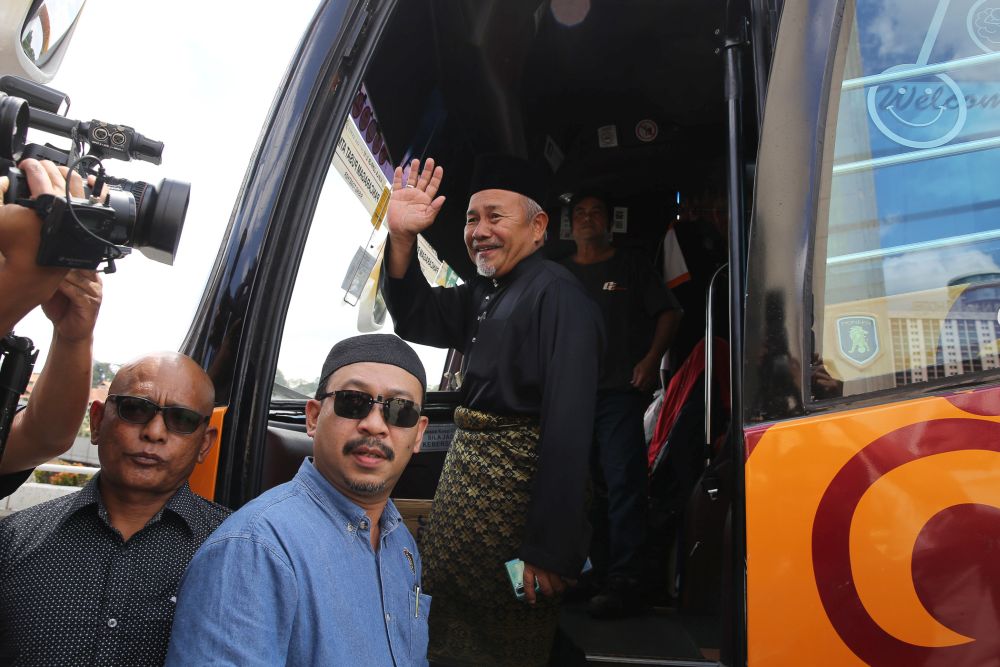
[90,380,111,404]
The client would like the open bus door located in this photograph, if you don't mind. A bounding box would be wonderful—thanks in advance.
[745,0,1000,665]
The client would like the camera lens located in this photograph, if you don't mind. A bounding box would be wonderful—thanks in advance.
[130,179,191,265]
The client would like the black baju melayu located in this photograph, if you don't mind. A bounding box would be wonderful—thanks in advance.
[383,245,603,666]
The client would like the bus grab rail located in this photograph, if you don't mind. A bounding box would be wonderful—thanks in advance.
[705,263,729,476]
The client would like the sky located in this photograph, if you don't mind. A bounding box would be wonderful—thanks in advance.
[12,0,451,385]
[14,0,317,364]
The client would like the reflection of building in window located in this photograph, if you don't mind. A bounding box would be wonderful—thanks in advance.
[889,318,999,384]
[888,279,1000,386]
[822,279,1000,395]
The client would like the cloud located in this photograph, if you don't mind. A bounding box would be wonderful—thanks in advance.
[13,0,451,384]
[862,0,1000,78]
[883,246,1000,294]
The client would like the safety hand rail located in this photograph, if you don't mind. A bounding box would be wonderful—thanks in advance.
[705,263,730,473]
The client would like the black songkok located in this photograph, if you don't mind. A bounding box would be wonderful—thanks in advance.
[317,334,427,397]
[469,154,547,205]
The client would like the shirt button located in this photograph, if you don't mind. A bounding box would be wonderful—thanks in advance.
[471,337,477,343]
[107,618,118,628]
[385,613,391,622]
[485,296,490,300]
[358,520,368,530]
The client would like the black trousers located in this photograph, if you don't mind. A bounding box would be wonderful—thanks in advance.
[589,388,649,580]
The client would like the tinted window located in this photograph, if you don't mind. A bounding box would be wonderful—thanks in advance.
[814,0,1000,398]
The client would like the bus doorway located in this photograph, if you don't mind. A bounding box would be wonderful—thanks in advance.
[184,0,763,664]
[352,1,746,663]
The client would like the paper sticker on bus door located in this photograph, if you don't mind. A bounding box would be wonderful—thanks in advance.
[333,115,390,228]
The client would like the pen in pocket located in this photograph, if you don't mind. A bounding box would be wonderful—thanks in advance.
[414,585,420,617]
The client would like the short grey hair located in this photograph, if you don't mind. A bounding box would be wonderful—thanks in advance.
[521,195,543,222]
[521,195,547,245]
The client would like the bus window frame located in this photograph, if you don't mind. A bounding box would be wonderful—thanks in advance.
[744,0,849,426]
[180,0,400,508]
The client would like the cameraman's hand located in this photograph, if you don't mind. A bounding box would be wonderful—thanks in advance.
[42,270,102,343]
[0,159,85,268]
[0,159,85,333]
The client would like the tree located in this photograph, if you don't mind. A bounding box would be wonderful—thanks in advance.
[92,361,118,388]
[290,379,319,397]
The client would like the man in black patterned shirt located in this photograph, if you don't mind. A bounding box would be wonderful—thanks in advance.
[0,352,230,667]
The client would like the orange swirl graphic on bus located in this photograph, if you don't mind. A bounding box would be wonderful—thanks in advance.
[811,418,1000,666]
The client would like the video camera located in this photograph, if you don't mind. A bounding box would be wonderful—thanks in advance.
[0,75,190,272]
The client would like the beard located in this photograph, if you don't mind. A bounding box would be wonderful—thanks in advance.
[341,436,394,497]
[345,479,387,497]
[476,255,497,277]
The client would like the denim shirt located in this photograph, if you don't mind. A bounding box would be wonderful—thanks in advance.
[165,459,430,666]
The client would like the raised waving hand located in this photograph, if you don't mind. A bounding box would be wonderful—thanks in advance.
[385,158,446,278]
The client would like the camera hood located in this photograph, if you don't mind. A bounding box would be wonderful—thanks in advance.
[134,179,191,266]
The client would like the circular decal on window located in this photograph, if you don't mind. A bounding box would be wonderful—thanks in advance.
[635,119,658,143]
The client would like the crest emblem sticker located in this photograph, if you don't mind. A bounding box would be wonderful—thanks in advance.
[837,316,880,368]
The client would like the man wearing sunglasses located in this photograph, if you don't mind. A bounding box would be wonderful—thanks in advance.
[166,334,431,666]
[0,351,230,666]
[382,156,604,666]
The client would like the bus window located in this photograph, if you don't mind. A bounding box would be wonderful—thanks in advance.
[272,113,449,400]
[813,0,1000,399]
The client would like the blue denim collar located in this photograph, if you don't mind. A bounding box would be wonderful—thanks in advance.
[295,458,402,536]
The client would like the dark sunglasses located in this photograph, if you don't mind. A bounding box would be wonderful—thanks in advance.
[108,394,211,435]
[316,389,422,428]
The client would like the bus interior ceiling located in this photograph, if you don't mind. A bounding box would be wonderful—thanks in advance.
[360,1,734,661]
[364,0,731,279]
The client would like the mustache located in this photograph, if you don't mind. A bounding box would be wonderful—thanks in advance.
[342,436,395,461]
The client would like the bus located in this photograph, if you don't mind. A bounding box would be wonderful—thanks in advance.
[177,0,1000,664]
